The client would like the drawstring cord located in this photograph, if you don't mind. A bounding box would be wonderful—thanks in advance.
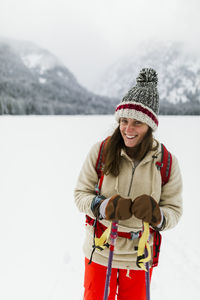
[151,154,159,198]
[126,268,132,278]
[115,175,119,194]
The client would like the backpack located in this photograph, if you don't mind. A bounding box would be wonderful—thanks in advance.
[86,137,172,266]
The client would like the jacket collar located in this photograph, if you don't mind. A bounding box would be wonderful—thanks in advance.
[120,139,162,165]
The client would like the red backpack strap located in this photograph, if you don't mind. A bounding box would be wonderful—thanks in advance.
[95,137,110,194]
[95,138,106,179]
[156,143,172,186]
[152,144,172,268]
[151,230,162,267]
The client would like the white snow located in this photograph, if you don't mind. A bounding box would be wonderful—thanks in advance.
[0,115,199,300]
[22,53,43,69]
[21,53,58,74]
[39,77,47,84]
[57,71,64,77]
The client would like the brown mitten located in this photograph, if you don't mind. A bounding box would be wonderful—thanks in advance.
[131,194,161,227]
[105,194,132,221]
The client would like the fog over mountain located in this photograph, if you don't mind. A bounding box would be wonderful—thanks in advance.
[94,40,200,115]
[0,38,117,115]
[0,38,200,115]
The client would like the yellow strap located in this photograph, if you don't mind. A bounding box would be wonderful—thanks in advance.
[137,222,151,272]
[94,223,112,251]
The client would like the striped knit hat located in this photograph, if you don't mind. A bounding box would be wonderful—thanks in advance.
[115,68,159,131]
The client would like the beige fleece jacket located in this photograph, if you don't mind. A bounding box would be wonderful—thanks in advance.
[74,140,183,270]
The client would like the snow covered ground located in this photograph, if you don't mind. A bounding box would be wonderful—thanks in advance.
[0,115,199,300]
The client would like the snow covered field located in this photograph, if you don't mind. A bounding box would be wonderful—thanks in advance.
[0,115,199,300]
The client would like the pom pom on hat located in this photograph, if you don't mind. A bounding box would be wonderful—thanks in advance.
[136,68,158,86]
[115,68,159,131]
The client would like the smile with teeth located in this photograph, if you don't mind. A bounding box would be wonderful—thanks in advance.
[125,134,137,139]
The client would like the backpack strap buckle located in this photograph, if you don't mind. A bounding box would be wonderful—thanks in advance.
[130,231,140,240]
[156,162,163,170]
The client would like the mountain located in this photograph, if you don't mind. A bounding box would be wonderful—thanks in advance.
[1,38,200,115]
[0,38,118,115]
[94,40,200,115]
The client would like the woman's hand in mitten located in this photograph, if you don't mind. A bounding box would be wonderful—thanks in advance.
[101,194,132,221]
[91,194,132,220]
[131,194,162,227]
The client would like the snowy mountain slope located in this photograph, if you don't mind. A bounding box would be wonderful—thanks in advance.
[94,40,200,113]
[1,38,200,115]
[6,38,63,73]
[0,38,118,115]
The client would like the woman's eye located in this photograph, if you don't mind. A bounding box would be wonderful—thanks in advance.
[135,121,142,125]
[121,119,127,124]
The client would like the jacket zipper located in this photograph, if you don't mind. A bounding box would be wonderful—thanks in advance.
[127,166,136,196]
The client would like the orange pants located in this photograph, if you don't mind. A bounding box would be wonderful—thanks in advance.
[84,258,153,300]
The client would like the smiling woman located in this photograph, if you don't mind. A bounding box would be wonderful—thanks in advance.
[74,68,183,300]
[119,118,149,149]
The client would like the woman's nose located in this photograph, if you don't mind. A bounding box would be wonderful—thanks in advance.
[126,123,134,132]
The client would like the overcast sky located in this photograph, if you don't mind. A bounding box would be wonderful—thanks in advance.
[1,0,200,90]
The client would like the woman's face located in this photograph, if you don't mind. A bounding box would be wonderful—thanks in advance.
[119,117,149,148]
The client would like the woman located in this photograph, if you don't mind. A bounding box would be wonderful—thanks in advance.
[74,68,183,300]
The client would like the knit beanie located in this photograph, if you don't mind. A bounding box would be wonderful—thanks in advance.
[115,68,159,131]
